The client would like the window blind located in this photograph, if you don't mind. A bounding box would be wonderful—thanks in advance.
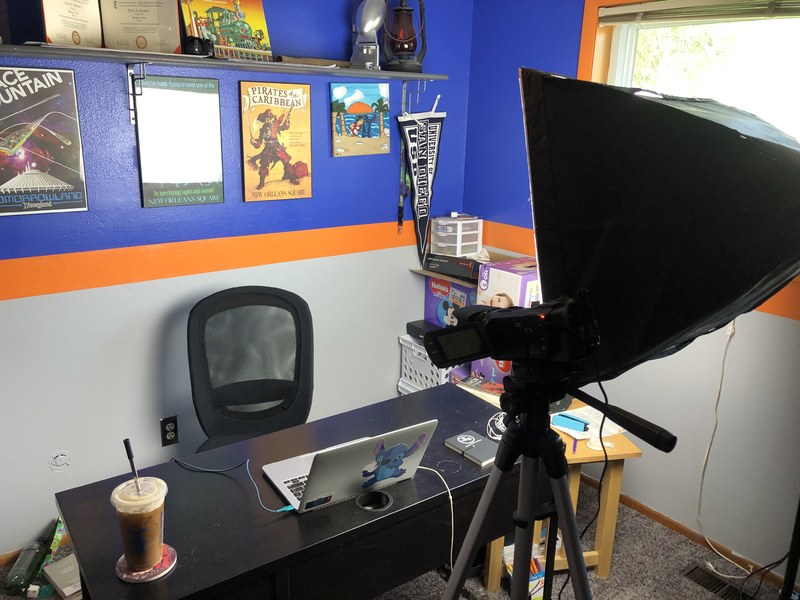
[599,0,800,25]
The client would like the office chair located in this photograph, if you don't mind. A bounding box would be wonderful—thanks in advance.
[187,286,313,452]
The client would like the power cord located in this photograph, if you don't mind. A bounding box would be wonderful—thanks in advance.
[737,551,788,600]
[486,411,506,441]
[696,319,751,579]
[172,457,294,513]
[418,465,455,571]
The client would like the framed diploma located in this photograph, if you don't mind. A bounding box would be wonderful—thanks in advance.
[99,0,181,54]
[42,0,103,47]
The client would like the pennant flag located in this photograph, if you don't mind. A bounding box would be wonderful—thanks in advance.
[398,110,446,265]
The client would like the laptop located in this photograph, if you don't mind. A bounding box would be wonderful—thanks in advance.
[262,419,438,513]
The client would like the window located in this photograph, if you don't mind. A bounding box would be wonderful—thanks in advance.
[599,0,800,139]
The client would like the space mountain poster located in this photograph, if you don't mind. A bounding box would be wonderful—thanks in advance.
[398,110,445,265]
[0,67,87,216]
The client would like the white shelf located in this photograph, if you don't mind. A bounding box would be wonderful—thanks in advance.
[2,44,448,81]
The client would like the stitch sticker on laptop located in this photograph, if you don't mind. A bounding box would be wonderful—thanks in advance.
[362,432,429,488]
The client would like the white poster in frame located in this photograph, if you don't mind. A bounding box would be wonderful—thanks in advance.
[98,0,181,54]
[41,0,103,47]
[134,76,224,208]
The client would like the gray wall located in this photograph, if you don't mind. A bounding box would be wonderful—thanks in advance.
[582,310,800,580]
[0,246,423,552]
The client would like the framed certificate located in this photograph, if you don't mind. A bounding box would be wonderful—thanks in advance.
[42,0,103,47]
[99,0,181,53]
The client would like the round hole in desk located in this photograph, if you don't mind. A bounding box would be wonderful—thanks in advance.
[355,490,394,511]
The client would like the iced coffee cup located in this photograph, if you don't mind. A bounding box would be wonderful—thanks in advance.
[110,476,168,572]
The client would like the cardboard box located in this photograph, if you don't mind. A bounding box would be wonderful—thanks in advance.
[424,276,477,327]
[477,256,541,308]
[423,253,481,281]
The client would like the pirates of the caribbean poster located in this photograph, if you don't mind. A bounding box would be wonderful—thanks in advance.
[240,81,311,201]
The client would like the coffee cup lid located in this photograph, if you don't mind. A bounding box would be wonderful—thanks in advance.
[110,476,168,513]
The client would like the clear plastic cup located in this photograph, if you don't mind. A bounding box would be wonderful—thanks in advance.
[110,477,168,572]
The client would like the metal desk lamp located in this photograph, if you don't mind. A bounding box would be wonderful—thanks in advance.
[350,0,386,70]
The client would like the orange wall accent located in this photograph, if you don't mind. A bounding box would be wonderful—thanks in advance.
[0,223,416,301]
[578,0,644,81]
[483,221,536,256]
[2,198,796,320]
[756,279,800,321]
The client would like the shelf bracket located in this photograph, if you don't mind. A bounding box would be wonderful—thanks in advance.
[126,62,149,125]
[402,80,428,114]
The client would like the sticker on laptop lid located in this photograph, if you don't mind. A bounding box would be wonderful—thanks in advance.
[303,492,334,510]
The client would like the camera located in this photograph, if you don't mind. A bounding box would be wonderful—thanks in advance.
[423,296,600,370]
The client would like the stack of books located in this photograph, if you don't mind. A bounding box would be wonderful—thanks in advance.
[455,376,504,406]
[444,430,499,467]
[42,553,82,599]
[502,544,545,598]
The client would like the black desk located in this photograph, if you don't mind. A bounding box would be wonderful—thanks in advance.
[56,385,519,599]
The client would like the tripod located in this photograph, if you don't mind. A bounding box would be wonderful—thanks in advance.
[443,361,678,600]
[443,363,592,600]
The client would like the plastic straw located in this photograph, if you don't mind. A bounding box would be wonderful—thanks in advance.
[123,438,142,494]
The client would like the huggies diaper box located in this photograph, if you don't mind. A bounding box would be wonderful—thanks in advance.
[424,276,477,327]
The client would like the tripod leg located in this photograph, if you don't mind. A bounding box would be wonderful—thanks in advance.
[443,466,509,600]
[543,509,558,599]
[550,473,592,599]
[510,456,540,600]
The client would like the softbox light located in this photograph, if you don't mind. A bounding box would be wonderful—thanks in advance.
[520,68,800,388]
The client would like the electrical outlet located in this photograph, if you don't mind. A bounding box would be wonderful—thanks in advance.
[160,415,179,446]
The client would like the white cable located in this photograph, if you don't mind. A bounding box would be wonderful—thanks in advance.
[486,411,506,441]
[697,319,750,579]
[419,466,455,571]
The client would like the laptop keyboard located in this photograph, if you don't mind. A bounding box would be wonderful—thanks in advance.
[284,474,308,500]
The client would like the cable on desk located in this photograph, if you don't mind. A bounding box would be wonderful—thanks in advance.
[172,457,294,513]
[418,466,455,571]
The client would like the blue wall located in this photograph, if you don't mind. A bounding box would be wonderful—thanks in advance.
[0,0,474,261]
[463,1,584,230]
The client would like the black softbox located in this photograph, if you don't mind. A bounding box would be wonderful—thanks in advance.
[520,69,800,387]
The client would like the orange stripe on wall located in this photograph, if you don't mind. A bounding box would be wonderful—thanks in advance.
[483,221,536,256]
[757,279,800,321]
[1,219,797,321]
[484,221,800,321]
[0,223,416,301]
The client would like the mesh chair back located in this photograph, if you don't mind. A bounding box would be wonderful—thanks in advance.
[188,286,313,448]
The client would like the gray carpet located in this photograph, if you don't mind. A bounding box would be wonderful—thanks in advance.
[1,484,785,599]
[374,484,784,600]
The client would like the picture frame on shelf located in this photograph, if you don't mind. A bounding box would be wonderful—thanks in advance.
[99,0,181,54]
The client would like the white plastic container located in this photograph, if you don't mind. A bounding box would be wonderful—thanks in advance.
[430,216,483,257]
[398,334,466,390]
